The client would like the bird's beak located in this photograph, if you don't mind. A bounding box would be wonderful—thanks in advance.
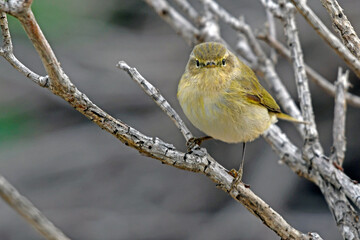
[205,61,216,68]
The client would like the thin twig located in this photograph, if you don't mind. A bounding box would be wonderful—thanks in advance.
[0,175,71,240]
[0,11,11,48]
[145,0,251,66]
[199,1,222,43]
[173,0,200,25]
[275,1,322,153]
[331,68,349,166]
[320,0,360,60]
[257,32,360,108]
[0,0,32,15]
[265,124,360,240]
[290,0,360,79]
[265,123,360,211]
[266,8,277,64]
[0,12,48,87]
[263,125,312,181]
[317,173,360,239]
[235,31,257,66]
[201,0,265,62]
[116,61,193,142]
[144,0,200,46]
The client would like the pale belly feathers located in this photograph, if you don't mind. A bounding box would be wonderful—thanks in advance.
[178,89,276,143]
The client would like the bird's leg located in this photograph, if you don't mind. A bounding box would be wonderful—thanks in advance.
[186,136,213,152]
[228,143,249,186]
[238,142,246,179]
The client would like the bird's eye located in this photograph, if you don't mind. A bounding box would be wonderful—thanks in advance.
[196,60,200,67]
[222,59,226,66]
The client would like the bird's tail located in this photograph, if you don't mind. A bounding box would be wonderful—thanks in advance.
[275,112,309,124]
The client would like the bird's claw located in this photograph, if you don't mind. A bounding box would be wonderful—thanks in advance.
[228,168,250,188]
[186,136,212,152]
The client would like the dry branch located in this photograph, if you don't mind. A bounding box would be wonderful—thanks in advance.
[257,32,360,108]
[290,0,360,78]
[275,1,321,151]
[320,0,360,60]
[173,0,200,25]
[116,61,193,142]
[0,176,71,240]
[144,0,199,46]
[331,68,349,166]
[0,12,48,87]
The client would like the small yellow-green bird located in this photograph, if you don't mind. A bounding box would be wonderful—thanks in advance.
[177,42,302,177]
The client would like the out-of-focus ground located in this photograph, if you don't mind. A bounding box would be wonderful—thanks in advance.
[0,1,360,239]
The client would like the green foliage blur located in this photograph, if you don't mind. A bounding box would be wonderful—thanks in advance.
[7,0,148,40]
[0,106,36,143]
[7,0,79,38]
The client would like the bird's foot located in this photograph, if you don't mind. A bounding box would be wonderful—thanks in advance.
[186,136,212,152]
[228,169,250,188]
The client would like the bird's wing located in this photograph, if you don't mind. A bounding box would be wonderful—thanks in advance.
[230,64,281,113]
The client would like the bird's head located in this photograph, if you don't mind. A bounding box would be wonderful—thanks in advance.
[186,42,236,73]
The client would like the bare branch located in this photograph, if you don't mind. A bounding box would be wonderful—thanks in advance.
[257,32,360,108]
[229,180,313,240]
[290,0,360,79]
[201,0,265,63]
[320,0,360,60]
[235,32,257,66]
[273,1,322,153]
[0,0,32,15]
[0,12,48,87]
[266,8,278,64]
[0,11,11,48]
[265,125,360,239]
[265,3,360,236]
[3,2,74,96]
[318,175,360,239]
[264,125,360,239]
[266,122,360,211]
[116,61,193,142]
[0,175,71,240]
[200,2,222,43]
[331,68,349,166]
[144,0,200,46]
[173,0,200,25]
[312,154,360,210]
[263,125,313,181]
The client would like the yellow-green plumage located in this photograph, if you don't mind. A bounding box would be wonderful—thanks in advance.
[177,42,299,144]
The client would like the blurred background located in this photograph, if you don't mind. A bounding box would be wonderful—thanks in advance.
[1,0,360,239]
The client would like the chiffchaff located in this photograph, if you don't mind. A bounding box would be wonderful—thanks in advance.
[177,42,303,178]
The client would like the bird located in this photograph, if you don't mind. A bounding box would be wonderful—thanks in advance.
[177,41,304,179]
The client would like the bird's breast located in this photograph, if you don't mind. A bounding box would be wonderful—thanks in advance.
[178,82,274,143]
